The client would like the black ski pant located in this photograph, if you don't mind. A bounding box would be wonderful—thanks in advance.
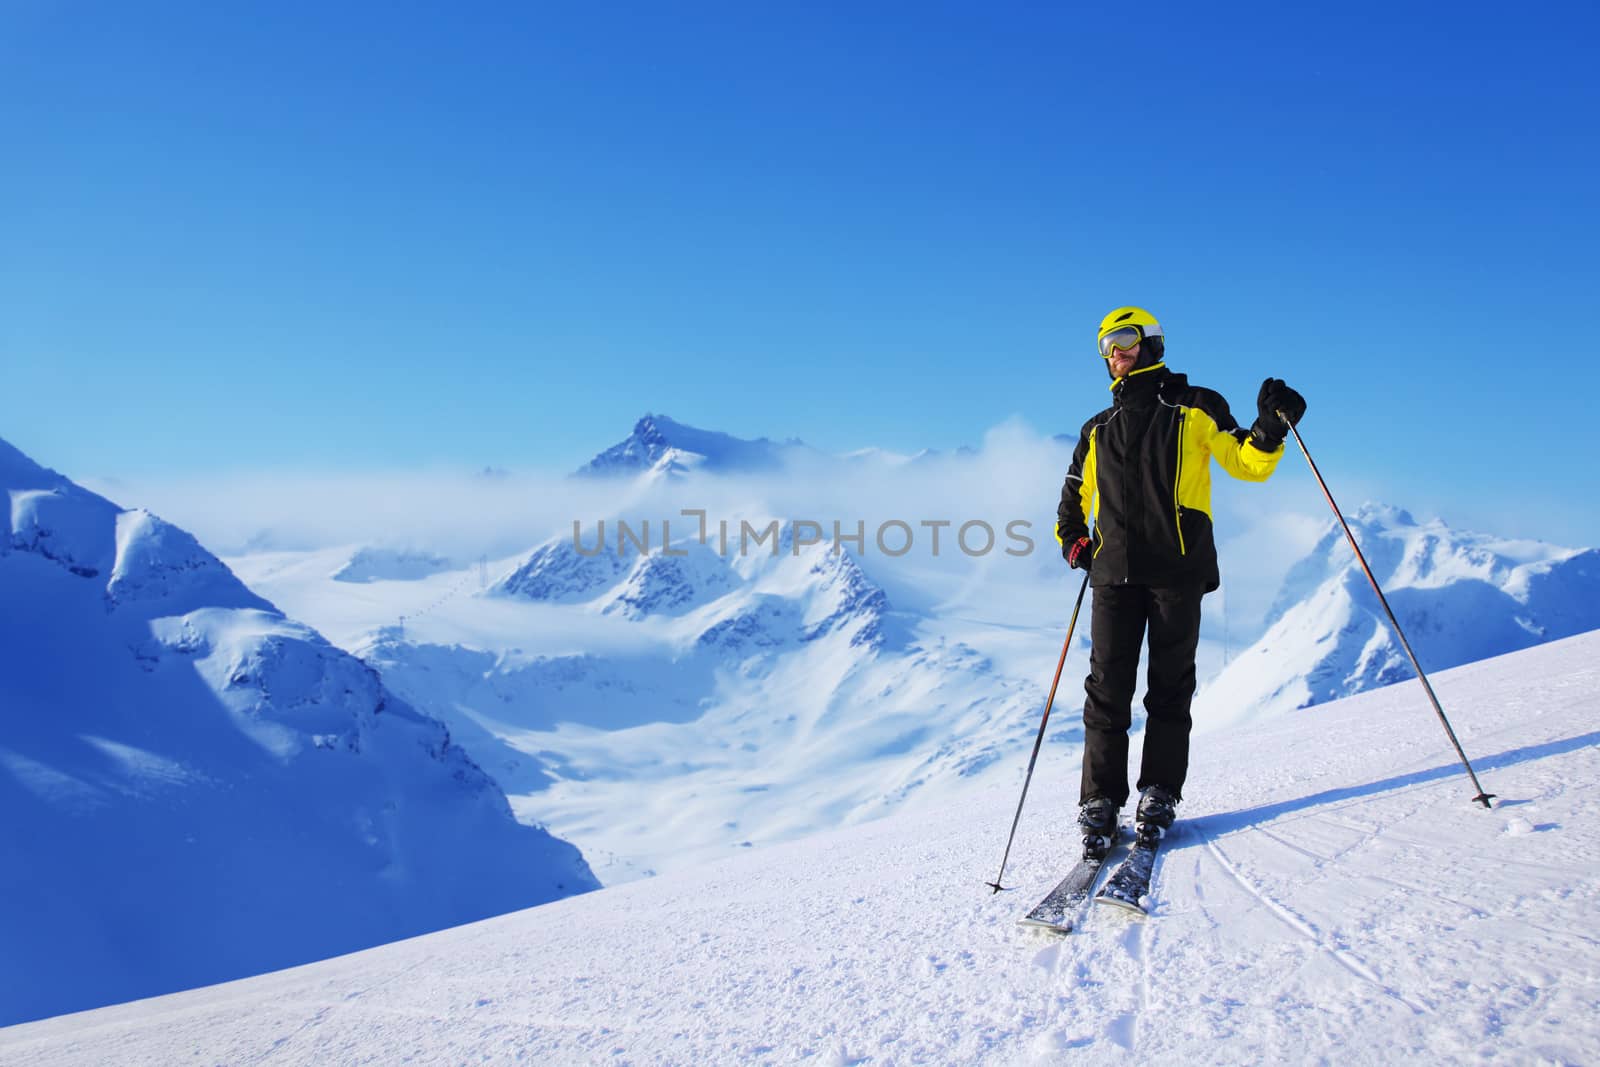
[1080,581,1205,807]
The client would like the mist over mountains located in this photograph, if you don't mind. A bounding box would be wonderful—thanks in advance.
[7,411,1598,1025]
[223,414,1600,884]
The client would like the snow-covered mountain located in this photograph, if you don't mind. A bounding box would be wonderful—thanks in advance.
[489,525,636,603]
[357,522,988,880]
[404,486,1595,880]
[332,546,454,583]
[7,630,1596,1064]
[0,435,599,1027]
[572,412,966,480]
[14,409,1597,1041]
[492,521,889,638]
[1194,503,1600,730]
[574,413,809,477]
[221,416,1600,891]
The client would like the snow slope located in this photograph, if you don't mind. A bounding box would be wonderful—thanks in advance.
[0,436,598,1027]
[4,629,1594,1064]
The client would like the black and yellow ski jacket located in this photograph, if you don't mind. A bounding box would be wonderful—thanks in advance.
[1055,363,1283,593]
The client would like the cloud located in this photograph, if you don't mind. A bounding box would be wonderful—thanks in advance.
[77,418,1335,634]
[77,465,628,562]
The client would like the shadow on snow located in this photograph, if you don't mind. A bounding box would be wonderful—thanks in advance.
[1180,729,1600,844]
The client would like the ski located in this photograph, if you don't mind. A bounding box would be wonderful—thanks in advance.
[1017,831,1121,933]
[1093,823,1167,915]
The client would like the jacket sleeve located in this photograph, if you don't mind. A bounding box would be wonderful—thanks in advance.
[1055,422,1097,548]
[1191,391,1281,482]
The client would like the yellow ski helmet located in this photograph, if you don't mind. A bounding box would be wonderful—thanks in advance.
[1096,306,1165,379]
[1097,306,1163,355]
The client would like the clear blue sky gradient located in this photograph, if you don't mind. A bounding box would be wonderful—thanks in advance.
[3,2,1597,540]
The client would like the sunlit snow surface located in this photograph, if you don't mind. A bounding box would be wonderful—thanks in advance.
[219,498,1600,886]
[5,630,1596,1065]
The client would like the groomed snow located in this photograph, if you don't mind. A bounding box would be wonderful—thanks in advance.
[5,629,1596,1065]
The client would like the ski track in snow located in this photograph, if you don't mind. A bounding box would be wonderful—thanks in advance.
[1200,830,1427,1014]
[4,632,1600,1064]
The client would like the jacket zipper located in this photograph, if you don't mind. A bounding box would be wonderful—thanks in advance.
[1173,409,1187,556]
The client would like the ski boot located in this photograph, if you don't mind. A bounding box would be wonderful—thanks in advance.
[1077,796,1120,861]
[1133,785,1179,847]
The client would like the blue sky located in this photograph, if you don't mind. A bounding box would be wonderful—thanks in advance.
[3,2,1597,542]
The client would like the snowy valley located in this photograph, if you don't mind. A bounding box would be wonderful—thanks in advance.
[223,415,1600,887]
[4,412,1598,1059]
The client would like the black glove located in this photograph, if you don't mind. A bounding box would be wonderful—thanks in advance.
[1250,378,1306,449]
[1065,536,1093,572]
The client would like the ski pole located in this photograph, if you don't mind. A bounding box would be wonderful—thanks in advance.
[1277,412,1495,809]
[986,568,1092,893]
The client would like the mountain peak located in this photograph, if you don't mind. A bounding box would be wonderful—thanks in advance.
[1350,502,1418,528]
[634,411,678,436]
[574,414,803,478]
[0,433,71,494]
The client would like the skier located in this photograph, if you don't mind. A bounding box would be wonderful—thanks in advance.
[1056,306,1305,859]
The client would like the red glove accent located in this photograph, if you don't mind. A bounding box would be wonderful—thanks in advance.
[1067,536,1093,571]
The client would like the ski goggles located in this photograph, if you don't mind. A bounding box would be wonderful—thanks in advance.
[1098,324,1160,358]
